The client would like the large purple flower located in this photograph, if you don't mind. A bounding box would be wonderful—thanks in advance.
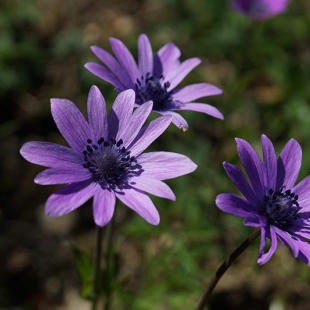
[84,34,223,130]
[20,86,197,226]
[230,0,289,20]
[216,135,310,266]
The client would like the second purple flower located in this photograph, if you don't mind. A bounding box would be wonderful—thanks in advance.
[85,34,223,130]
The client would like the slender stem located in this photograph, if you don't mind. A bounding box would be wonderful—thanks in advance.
[92,225,103,310]
[103,207,117,310]
[196,228,261,310]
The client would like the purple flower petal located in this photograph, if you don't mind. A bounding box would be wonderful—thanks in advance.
[276,139,302,190]
[223,162,260,208]
[176,103,224,120]
[172,83,223,102]
[35,167,91,185]
[165,58,201,90]
[292,175,310,211]
[128,115,172,157]
[257,225,278,265]
[244,213,265,227]
[154,42,181,77]
[87,85,108,142]
[121,101,153,147]
[51,98,93,152]
[138,152,197,180]
[90,45,131,88]
[236,138,265,201]
[20,141,82,168]
[110,37,139,87]
[130,176,176,200]
[216,193,252,217]
[230,0,289,20]
[93,189,116,227]
[45,180,97,217]
[261,134,277,189]
[108,89,135,139]
[116,189,160,225]
[275,227,299,257]
[138,34,153,77]
[84,62,124,89]
[157,110,189,130]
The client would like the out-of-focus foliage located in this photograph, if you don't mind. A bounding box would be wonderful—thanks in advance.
[1,0,310,309]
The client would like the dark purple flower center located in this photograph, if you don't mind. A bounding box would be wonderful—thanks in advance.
[135,73,172,111]
[82,137,142,191]
[262,187,301,228]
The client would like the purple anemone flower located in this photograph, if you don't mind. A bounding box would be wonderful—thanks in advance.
[20,86,197,226]
[216,135,310,266]
[84,34,223,131]
[230,0,289,20]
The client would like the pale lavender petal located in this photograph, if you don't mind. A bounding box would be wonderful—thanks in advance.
[130,176,176,200]
[51,99,92,152]
[290,236,310,266]
[93,189,116,227]
[166,58,201,90]
[20,141,82,168]
[116,189,160,225]
[176,103,224,120]
[110,37,139,86]
[275,227,299,257]
[121,101,153,146]
[244,213,265,227]
[291,218,310,239]
[261,134,277,189]
[35,168,91,185]
[84,63,124,89]
[108,89,135,139]
[138,34,153,77]
[128,115,172,157]
[87,86,108,141]
[90,46,131,88]
[154,43,181,77]
[172,83,223,102]
[156,110,188,130]
[236,138,265,202]
[45,180,97,217]
[292,176,310,211]
[276,139,301,189]
[223,162,260,208]
[257,225,278,265]
[137,152,197,180]
[215,193,252,217]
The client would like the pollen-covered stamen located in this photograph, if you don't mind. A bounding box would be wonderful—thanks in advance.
[82,137,142,191]
[134,73,172,111]
[262,187,301,228]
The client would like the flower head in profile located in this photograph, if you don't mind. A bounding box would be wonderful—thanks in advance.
[85,34,223,131]
[230,0,289,20]
[20,86,197,226]
[216,135,310,266]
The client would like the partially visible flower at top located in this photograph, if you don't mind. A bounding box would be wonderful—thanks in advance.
[230,0,289,20]
[84,34,223,131]
[20,86,197,227]
[216,135,310,266]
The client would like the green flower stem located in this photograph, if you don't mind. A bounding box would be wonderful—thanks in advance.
[103,208,117,310]
[92,225,103,310]
[196,228,261,310]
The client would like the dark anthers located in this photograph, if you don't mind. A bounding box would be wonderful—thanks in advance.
[134,73,172,111]
[262,186,301,228]
[82,137,142,191]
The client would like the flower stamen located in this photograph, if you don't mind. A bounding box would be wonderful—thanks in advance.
[82,137,142,191]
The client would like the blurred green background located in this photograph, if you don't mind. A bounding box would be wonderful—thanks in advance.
[1,0,310,309]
